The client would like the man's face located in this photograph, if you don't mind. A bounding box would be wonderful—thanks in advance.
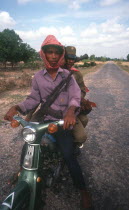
[45,46,62,67]
[66,58,75,70]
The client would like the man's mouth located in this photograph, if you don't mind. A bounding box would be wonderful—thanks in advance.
[51,61,57,64]
[50,61,57,66]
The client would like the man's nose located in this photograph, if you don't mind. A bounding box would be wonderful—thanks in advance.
[52,53,57,58]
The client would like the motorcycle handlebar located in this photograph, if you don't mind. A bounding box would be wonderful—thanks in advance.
[11,115,64,129]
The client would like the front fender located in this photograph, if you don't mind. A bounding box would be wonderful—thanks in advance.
[0,181,30,210]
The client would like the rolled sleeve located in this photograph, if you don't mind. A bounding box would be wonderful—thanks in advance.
[69,98,80,108]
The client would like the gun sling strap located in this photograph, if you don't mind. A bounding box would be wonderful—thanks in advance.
[36,71,73,120]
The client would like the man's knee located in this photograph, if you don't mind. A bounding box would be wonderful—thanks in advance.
[73,117,87,143]
[78,114,88,127]
[73,132,87,143]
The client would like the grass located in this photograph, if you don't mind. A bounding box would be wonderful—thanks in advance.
[79,64,104,76]
[0,88,30,121]
[0,71,33,93]
[11,94,28,102]
[119,65,129,73]
[0,63,104,94]
[0,119,3,125]
[115,61,129,74]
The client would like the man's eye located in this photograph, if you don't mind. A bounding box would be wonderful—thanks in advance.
[46,51,60,54]
[47,51,53,54]
[56,52,61,55]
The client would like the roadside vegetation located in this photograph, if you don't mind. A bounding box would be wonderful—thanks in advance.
[0,69,34,93]
[0,59,106,94]
[77,62,104,76]
[0,62,104,93]
[0,29,40,68]
[115,61,129,74]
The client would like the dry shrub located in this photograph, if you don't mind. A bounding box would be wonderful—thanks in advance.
[121,62,129,66]
[16,72,32,87]
[95,61,106,64]
[0,78,16,92]
[117,61,122,65]
[0,72,32,93]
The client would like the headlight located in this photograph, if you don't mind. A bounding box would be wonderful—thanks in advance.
[22,126,36,143]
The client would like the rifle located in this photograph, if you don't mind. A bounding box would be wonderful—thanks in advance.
[75,54,88,62]
[34,71,73,120]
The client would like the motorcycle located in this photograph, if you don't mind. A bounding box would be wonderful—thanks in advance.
[0,115,65,210]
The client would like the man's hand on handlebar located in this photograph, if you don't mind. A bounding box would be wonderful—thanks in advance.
[4,105,21,121]
[63,106,76,130]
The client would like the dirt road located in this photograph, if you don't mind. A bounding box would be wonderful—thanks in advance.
[0,62,129,209]
[82,62,129,209]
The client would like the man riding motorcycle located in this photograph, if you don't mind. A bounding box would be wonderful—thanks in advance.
[4,35,93,209]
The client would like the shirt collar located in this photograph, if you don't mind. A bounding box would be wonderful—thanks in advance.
[42,67,64,75]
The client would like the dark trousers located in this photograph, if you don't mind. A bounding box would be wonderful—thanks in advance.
[53,128,86,190]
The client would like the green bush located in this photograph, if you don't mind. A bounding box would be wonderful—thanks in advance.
[83,62,90,67]
[74,65,79,68]
[90,61,96,66]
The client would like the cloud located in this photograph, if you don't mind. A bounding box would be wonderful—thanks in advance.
[14,17,129,58]
[16,25,74,40]
[60,36,78,46]
[41,14,67,23]
[15,25,75,51]
[81,24,98,37]
[47,0,68,2]
[69,1,80,10]
[0,11,16,31]
[100,0,122,6]
[18,0,35,4]
[47,0,90,3]
[100,18,124,33]
[1,6,128,58]
[16,27,58,41]
[70,2,129,20]
[79,18,129,56]
[17,0,90,9]
[59,26,74,36]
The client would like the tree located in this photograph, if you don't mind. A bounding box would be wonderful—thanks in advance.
[76,54,88,62]
[90,54,95,60]
[19,43,37,63]
[0,33,6,65]
[100,56,107,62]
[127,54,129,61]
[0,29,22,67]
[0,29,38,68]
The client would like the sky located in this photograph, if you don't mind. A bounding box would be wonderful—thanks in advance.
[0,0,129,59]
